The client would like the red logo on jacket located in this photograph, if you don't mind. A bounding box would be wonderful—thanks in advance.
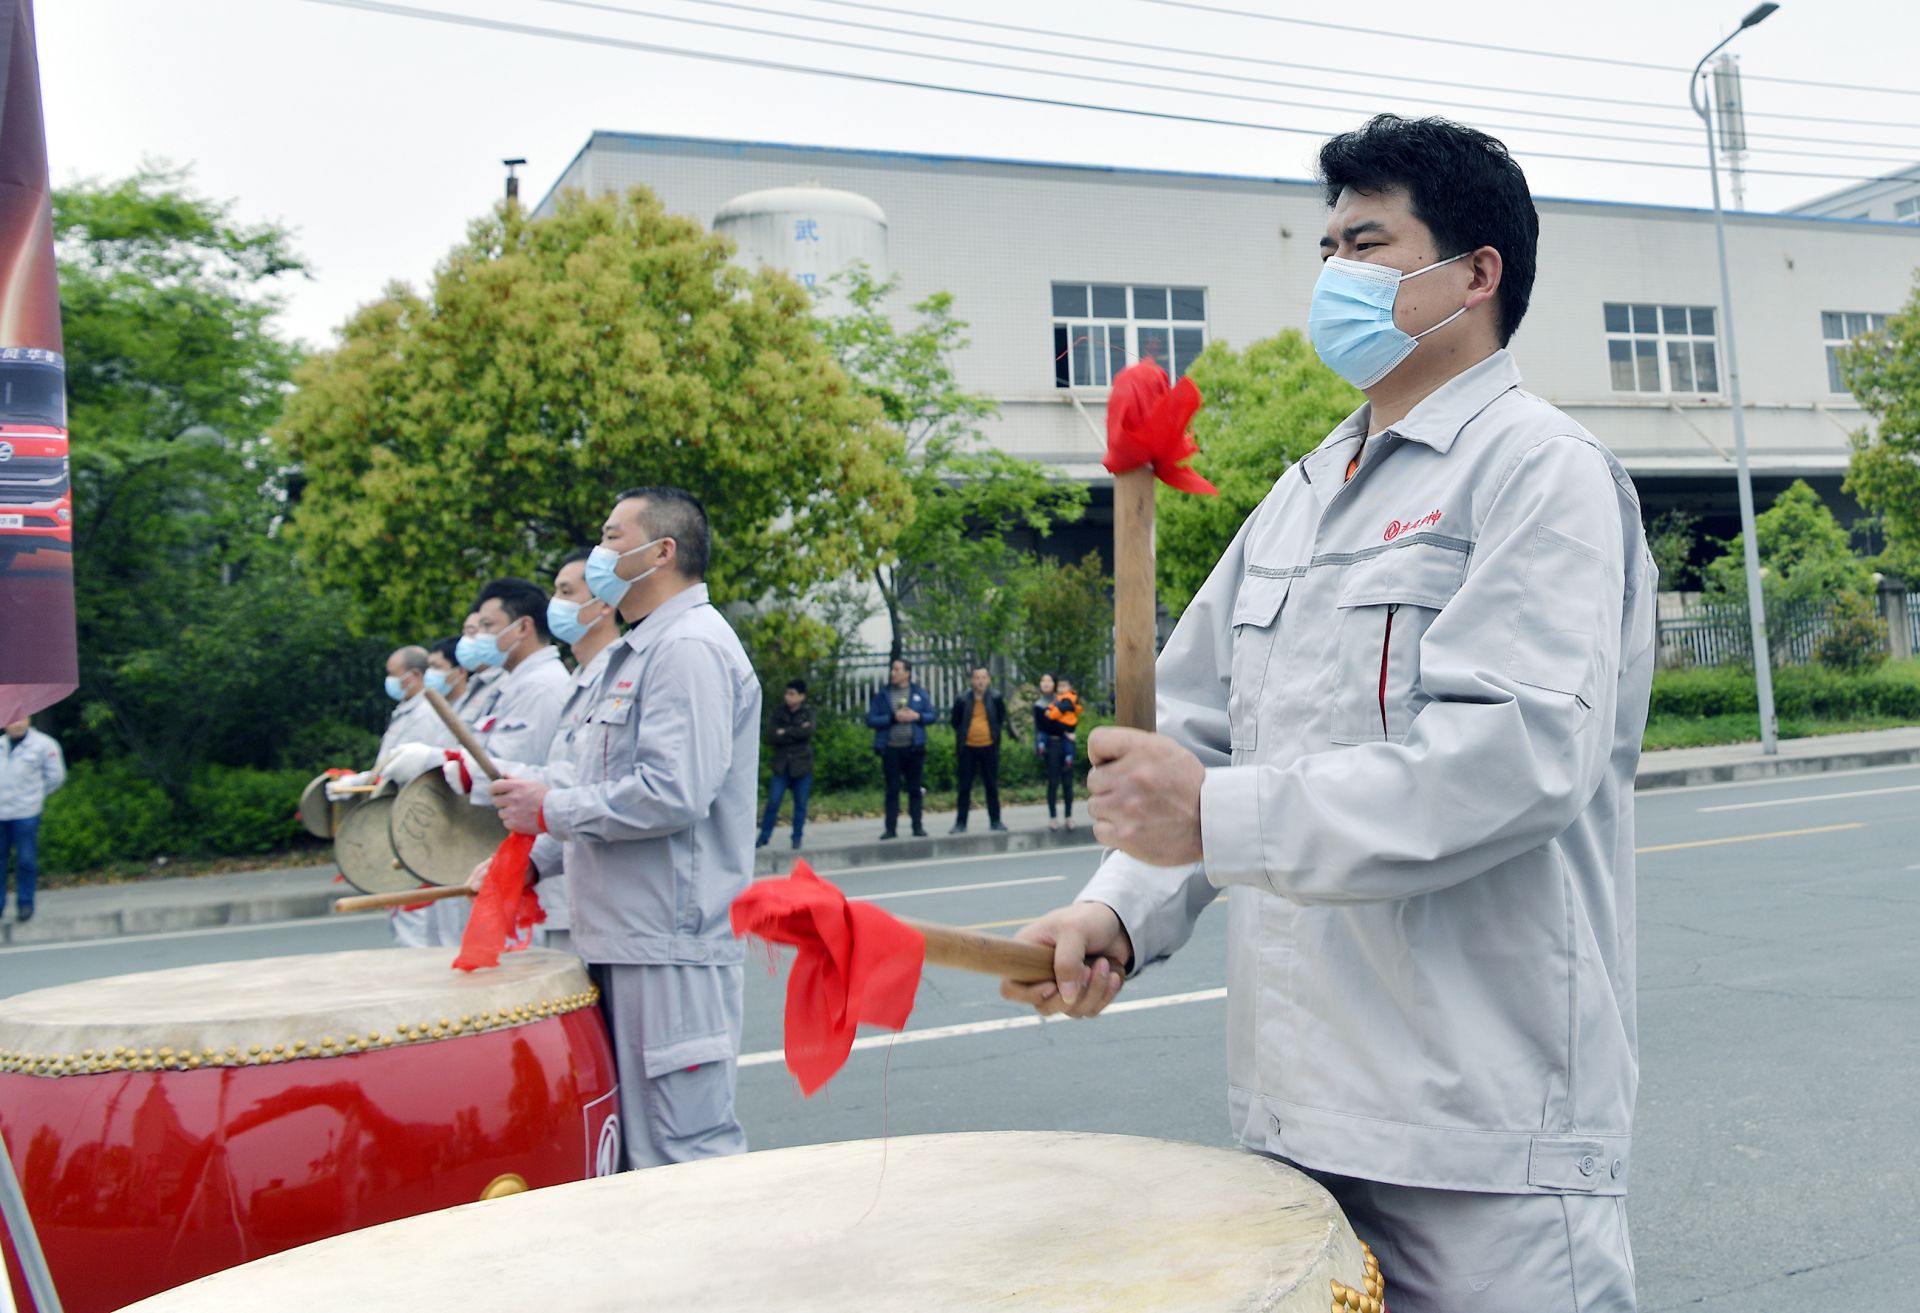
[1383,509,1443,542]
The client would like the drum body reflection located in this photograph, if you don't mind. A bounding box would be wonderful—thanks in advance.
[0,948,619,1313]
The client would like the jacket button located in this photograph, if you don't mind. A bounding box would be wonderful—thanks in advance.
[1611,1159,1623,1179]
[1578,1155,1597,1176]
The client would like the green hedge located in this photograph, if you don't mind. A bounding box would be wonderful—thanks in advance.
[1650,660,1920,722]
[40,760,313,875]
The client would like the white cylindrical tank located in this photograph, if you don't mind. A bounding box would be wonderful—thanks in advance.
[713,184,888,309]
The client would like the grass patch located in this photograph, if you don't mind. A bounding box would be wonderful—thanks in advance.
[1641,713,1917,751]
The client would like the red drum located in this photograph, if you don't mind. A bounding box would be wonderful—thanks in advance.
[0,948,619,1313]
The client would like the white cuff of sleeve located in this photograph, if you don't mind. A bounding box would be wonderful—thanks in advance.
[1200,764,1268,891]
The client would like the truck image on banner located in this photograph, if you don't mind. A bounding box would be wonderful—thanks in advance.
[0,0,75,725]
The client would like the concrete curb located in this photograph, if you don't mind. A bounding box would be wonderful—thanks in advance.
[1633,743,1920,790]
[8,736,1916,949]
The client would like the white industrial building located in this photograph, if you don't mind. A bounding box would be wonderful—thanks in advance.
[537,130,1920,570]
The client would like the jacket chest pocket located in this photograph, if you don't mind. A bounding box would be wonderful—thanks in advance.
[587,696,636,778]
[1328,546,1467,745]
[1228,573,1292,754]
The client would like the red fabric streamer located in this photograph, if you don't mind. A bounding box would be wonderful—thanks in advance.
[1103,358,1216,496]
[729,861,925,1095]
[452,831,546,972]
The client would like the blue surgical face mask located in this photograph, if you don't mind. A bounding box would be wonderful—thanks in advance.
[1308,252,1471,390]
[455,635,485,671]
[384,675,405,702]
[546,595,603,647]
[467,633,505,670]
[425,668,452,696]
[585,537,666,609]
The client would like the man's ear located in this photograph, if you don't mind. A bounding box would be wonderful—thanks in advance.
[1466,245,1504,313]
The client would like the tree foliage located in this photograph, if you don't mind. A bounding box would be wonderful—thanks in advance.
[277,187,912,637]
[50,168,390,795]
[1645,508,1700,591]
[1841,276,1920,585]
[1012,550,1113,701]
[819,267,1086,659]
[1157,331,1361,616]
[1704,480,1873,664]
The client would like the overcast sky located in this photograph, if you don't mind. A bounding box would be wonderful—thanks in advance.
[38,0,1920,347]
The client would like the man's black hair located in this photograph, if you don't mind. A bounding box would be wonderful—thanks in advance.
[787,679,808,694]
[1318,114,1539,345]
[474,577,552,642]
[891,657,912,672]
[429,636,460,664]
[615,486,710,581]
[559,546,595,568]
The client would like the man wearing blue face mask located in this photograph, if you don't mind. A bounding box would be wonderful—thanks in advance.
[1006,116,1652,1312]
[374,645,438,768]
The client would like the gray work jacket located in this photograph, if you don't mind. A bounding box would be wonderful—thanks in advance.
[542,585,761,967]
[375,694,443,769]
[523,643,615,932]
[1081,350,1656,1198]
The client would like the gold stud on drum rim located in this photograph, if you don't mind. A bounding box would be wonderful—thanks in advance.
[481,1173,529,1201]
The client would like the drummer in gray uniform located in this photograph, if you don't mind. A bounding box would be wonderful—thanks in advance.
[385,579,573,945]
[492,487,758,1170]
[374,646,439,766]
[453,611,505,727]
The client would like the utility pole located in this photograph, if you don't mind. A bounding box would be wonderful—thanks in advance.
[1691,3,1781,754]
[1713,55,1750,211]
[503,157,527,204]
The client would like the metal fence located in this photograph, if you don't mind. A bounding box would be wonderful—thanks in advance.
[1655,590,1918,669]
[815,644,1120,716]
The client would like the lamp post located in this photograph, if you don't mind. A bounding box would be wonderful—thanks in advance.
[1690,3,1780,754]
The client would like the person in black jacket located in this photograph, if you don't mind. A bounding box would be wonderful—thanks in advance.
[948,666,1017,834]
[757,680,816,850]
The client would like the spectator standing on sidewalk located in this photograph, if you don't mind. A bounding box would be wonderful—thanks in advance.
[949,666,1015,834]
[866,658,934,839]
[1040,677,1083,831]
[758,680,816,851]
[1,716,66,923]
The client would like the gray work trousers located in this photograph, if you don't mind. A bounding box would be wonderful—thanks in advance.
[1303,1166,1636,1312]
[589,961,747,1171]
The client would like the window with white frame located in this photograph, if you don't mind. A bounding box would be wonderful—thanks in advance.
[1894,196,1919,223]
[1052,283,1207,388]
[1821,311,1889,393]
[1603,303,1720,394]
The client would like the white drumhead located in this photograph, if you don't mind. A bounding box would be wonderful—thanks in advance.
[120,1133,1379,1312]
[0,948,596,1078]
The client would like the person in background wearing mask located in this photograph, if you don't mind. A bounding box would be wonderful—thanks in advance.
[489,487,760,1170]
[948,666,1014,835]
[0,716,65,923]
[384,578,573,944]
[423,637,467,743]
[374,645,438,768]
[454,611,504,725]
[865,658,934,840]
[1004,116,1651,1313]
[463,547,625,956]
[757,679,814,851]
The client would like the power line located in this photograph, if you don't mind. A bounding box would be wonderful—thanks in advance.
[296,0,1919,186]
[541,0,1920,166]
[1134,0,1920,100]
[780,0,1920,137]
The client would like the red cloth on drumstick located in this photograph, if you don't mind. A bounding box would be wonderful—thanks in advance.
[452,831,546,972]
[1102,358,1216,496]
[729,861,925,1095]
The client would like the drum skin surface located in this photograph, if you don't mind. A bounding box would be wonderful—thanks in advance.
[0,949,619,1313]
[120,1132,1374,1312]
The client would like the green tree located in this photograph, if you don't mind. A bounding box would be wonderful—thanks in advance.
[277,187,912,637]
[1645,508,1701,591]
[1703,480,1873,663]
[1157,331,1361,616]
[1013,551,1113,703]
[820,267,1086,661]
[52,168,389,794]
[1840,278,1920,585]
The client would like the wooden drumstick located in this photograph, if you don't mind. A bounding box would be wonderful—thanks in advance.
[424,688,503,781]
[899,916,1058,984]
[334,886,476,914]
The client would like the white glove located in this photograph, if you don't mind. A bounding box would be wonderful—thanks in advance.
[377,742,446,787]
[442,748,483,797]
[324,770,374,801]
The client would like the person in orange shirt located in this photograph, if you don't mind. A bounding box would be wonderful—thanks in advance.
[1040,677,1082,831]
[947,666,1016,834]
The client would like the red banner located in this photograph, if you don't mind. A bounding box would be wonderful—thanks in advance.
[0,0,74,724]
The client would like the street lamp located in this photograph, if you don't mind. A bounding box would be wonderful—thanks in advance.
[1690,2,1781,754]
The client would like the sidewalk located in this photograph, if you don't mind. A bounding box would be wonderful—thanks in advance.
[6,727,1918,948]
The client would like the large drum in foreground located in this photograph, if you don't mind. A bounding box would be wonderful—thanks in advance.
[0,948,620,1313]
[119,1132,1387,1312]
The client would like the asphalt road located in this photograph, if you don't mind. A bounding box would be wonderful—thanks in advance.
[4,764,1917,1309]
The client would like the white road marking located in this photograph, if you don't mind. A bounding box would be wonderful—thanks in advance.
[738,987,1228,1068]
[0,915,371,955]
[1697,783,1920,813]
[864,875,1064,901]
